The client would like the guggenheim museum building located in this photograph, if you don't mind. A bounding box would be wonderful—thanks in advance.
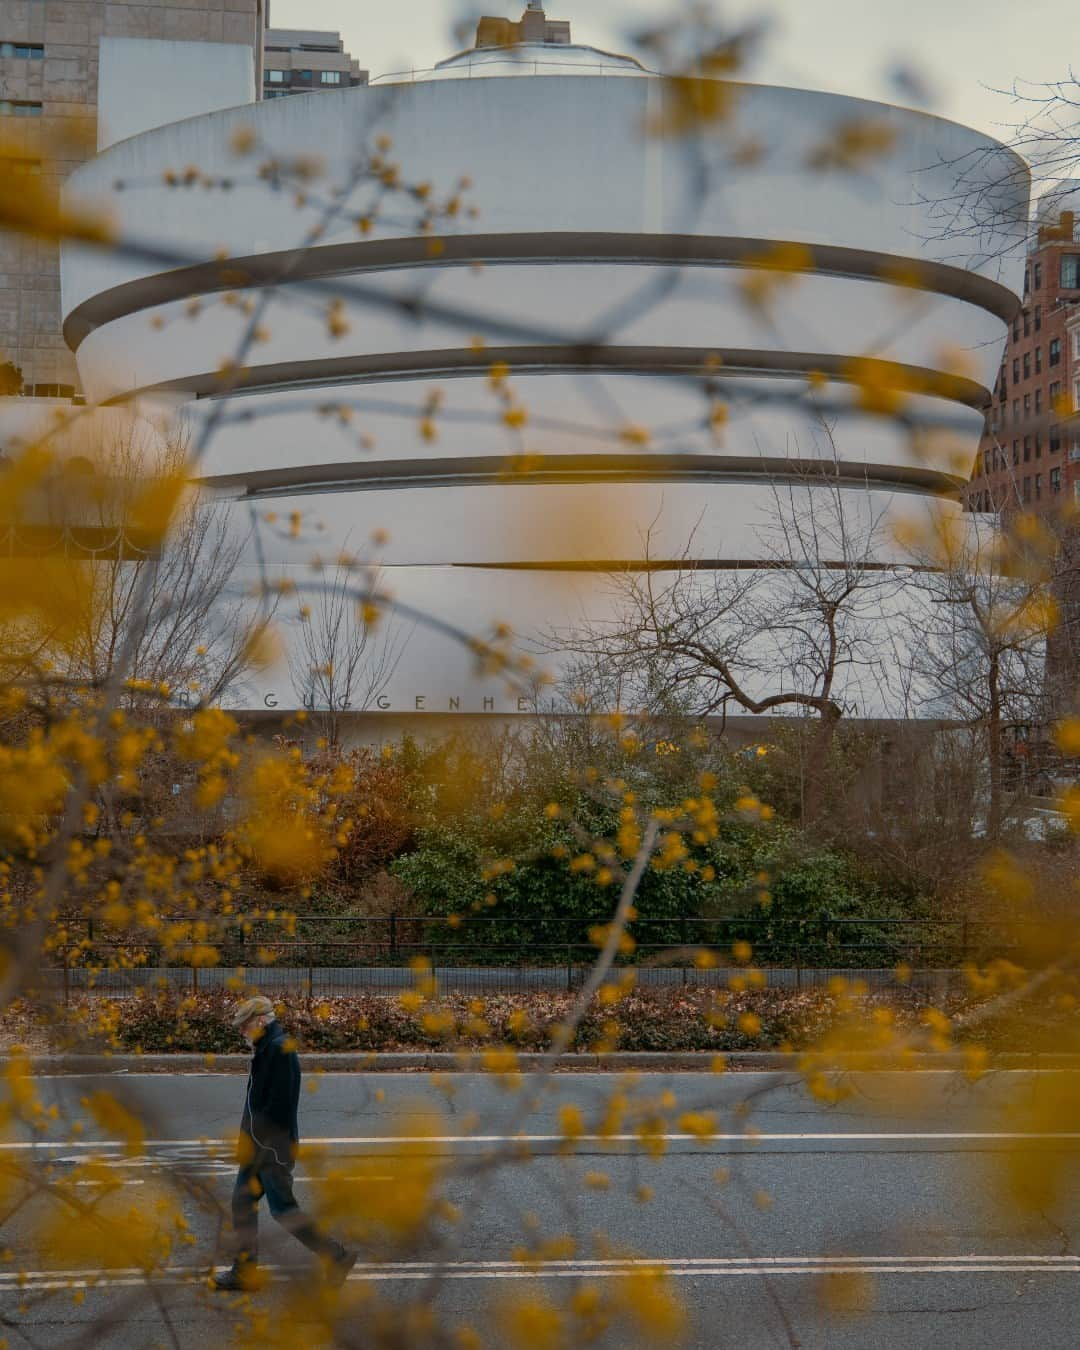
[53,10,1029,728]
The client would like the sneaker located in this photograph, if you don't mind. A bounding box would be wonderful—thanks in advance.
[326,1249,358,1288]
[212,1262,258,1292]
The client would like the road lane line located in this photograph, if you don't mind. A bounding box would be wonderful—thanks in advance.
[3,1255,1076,1275]
[2,1255,1079,1293]
[6,1131,1080,1151]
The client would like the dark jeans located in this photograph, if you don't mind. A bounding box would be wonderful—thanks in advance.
[230,1148,346,1268]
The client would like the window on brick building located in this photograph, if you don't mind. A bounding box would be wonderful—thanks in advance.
[1024,435,1032,461]
[1013,318,1020,342]
[1035,347,1042,373]
[1013,440,1020,465]
[1013,399,1020,422]
[1023,476,1031,502]
[1023,352,1031,378]
[1024,393,1031,418]
[1062,255,1080,288]
[1035,473,1042,499]
[1035,262,1043,289]
[1072,329,1080,360]
[1013,358,1020,382]
[1051,467,1061,493]
[1024,266,1030,293]
[1050,338,1062,366]
[1051,423,1061,452]
[1035,389,1042,416]
[1035,304,1042,331]
[1024,310,1030,337]
[0,43,44,58]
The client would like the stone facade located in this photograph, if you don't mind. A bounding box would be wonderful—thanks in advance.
[0,0,262,397]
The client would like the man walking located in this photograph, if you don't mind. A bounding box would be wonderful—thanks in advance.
[213,995,356,1291]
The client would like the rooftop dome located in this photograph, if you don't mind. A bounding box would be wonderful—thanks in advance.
[378,43,650,84]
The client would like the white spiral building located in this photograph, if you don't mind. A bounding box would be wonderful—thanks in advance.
[58,38,1030,725]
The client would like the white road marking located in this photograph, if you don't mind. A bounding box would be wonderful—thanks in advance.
[1,1254,1079,1292]
[4,1131,1080,1152]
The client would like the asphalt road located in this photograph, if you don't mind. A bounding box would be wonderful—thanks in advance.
[3,1070,1080,1348]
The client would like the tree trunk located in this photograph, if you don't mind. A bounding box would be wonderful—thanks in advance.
[801,707,841,825]
[987,651,1002,839]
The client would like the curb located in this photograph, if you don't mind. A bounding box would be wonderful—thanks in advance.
[19,1050,1080,1075]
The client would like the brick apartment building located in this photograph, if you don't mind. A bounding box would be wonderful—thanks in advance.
[0,0,263,399]
[966,209,1080,518]
[962,209,1080,725]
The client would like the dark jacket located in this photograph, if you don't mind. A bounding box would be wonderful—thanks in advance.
[240,1018,300,1162]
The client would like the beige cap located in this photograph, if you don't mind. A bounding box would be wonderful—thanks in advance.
[231,995,275,1027]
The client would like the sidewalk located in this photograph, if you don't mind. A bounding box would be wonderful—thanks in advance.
[21,1050,1080,1074]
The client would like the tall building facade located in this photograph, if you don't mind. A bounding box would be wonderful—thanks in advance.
[0,0,263,399]
[965,208,1080,517]
[262,28,366,99]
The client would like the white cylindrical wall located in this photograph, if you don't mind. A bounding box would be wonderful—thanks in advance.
[57,67,1029,719]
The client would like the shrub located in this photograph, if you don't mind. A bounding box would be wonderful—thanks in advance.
[45,985,960,1055]
[391,808,715,964]
[320,748,416,883]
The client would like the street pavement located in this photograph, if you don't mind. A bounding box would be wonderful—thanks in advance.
[3,1070,1080,1347]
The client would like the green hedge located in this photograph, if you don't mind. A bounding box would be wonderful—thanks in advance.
[389,809,946,967]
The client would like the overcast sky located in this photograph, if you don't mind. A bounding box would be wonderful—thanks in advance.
[268,0,1073,143]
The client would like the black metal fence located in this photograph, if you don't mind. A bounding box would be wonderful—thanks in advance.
[43,960,969,1001]
[44,911,1018,1001]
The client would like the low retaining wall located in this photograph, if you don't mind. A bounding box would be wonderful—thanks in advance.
[39,965,966,1000]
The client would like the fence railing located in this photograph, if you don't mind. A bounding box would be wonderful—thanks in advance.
[71,911,1002,963]
[44,911,1022,1001]
[42,959,972,1001]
